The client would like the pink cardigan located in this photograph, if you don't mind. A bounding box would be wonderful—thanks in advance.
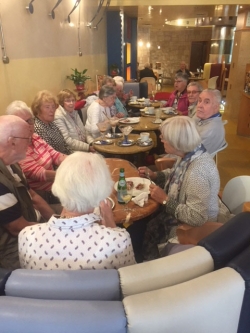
[166,90,189,115]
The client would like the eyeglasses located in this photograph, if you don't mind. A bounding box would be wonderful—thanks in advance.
[26,118,35,125]
[64,99,76,104]
[187,91,200,95]
[12,136,32,144]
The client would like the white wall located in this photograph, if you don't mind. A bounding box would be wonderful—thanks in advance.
[0,0,107,113]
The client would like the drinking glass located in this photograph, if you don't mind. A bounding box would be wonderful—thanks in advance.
[121,189,133,212]
[96,121,109,142]
[155,108,162,123]
[152,90,156,102]
[119,125,133,144]
[109,117,119,138]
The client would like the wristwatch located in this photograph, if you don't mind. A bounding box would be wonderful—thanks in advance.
[162,197,168,205]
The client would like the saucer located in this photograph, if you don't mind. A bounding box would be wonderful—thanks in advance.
[117,139,135,147]
[94,139,113,145]
[152,119,162,124]
[137,138,153,147]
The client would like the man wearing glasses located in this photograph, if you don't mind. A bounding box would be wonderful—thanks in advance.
[187,82,203,118]
[0,115,54,269]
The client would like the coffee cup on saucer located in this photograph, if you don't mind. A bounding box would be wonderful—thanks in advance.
[130,96,137,102]
[148,107,155,114]
[140,132,150,142]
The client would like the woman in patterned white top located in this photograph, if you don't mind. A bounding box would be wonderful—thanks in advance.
[32,90,72,155]
[19,152,136,270]
[138,116,222,260]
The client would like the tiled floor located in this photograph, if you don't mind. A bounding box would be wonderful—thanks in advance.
[161,84,250,190]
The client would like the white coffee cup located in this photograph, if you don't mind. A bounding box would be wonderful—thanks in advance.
[140,132,150,142]
[148,107,155,114]
[130,96,137,101]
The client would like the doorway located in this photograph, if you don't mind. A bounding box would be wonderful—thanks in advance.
[189,41,210,72]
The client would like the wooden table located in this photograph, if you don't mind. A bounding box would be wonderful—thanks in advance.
[131,116,161,131]
[128,101,160,109]
[93,134,153,155]
[139,110,177,121]
[105,158,159,224]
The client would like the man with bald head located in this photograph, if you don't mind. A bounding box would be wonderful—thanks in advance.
[0,115,54,269]
[139,63,157,81]
[194,89,226,155]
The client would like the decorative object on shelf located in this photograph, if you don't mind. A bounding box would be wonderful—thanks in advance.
[49,0,63,19]
[67,68,91,91]
[0,10,9,64]
[110,64,119,77]
[67,0,81,23]
[26,0,36,14]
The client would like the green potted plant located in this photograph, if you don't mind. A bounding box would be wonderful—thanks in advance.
[109,63,119,77]
[67,68,91,91]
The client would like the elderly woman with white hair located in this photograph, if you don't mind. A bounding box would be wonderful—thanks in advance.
[138,116,221,260]
[19,152,136,270]
[6,101,66,204]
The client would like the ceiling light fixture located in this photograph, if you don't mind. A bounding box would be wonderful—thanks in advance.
[26,0,36,14]
[49,0,63,19]
[67,0,81,23]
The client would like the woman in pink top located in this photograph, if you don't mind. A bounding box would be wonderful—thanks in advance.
[6,101,67,204]
[166,72,189,115]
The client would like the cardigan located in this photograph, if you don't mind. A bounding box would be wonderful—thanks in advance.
[54,106,89,152]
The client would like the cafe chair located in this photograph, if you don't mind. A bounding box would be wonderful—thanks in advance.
[161,70,172,85]
[155,157,176,171]
[208,76,219,89]
[154,91,171,101]
[140,77,156,95]
[222,176,250,215]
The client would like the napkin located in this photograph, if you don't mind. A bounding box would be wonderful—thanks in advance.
[132,192,148,207]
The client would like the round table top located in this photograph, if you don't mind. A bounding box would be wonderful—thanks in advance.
[140,109,177,121]
[128,101,160,109]
[93,133,153,155]
[105,158,159,224]
[131,116,161,131]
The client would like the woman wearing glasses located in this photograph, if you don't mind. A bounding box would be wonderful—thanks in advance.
[6,101,66,207]
[166,73,189,115]
[187,82,203,118]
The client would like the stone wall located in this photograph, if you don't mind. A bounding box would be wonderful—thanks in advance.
[138,26,211,74]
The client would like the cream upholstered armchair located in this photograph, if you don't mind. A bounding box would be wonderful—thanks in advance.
[140,77,156,95]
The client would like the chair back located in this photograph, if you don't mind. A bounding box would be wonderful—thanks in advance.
[212,141,228,165]
[140,77,156,95]
[222,176,250,214]
[154,92,171,101]
[208,76,219,89]
[155,157,176,171]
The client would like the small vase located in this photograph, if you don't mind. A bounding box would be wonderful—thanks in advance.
[75,83,85,91]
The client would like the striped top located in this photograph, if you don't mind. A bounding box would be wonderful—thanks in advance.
[19,133,61,191]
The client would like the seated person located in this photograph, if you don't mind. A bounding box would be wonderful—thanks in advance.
[102,76,127,117]
[187,82,203,118]
[55,89,95,152]
[166,73,189,115]
[194,89,226,155]
[176,61,191,77]
[138,116,223,260]
[6,101,67,204]
[32,90,72,155]
[139,63,157,81]
[19,152,136,270]
[85,85,115,142]
[0,115,54,269]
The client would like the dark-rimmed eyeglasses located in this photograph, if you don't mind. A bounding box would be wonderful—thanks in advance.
[187,91,200,95]
[12,136,32,144]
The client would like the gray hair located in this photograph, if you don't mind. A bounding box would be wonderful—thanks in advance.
[161,116,201,153]
[113,76,124,84]
[99,85,116,100]
[102,76,115,86]
[144,63,151,68]
[52,152,114,213]
[115,81,123,88]
[187,81,203,92]
[202,89,222,105]
[6,101,32,117]
[175,72,189,83]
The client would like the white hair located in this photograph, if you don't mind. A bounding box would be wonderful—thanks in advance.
[52,152,114,213]
[113,76,124,84]
[6,101,32,117]
[202,89,222,105]
[115,81,124,88]
[161,116,201,153]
